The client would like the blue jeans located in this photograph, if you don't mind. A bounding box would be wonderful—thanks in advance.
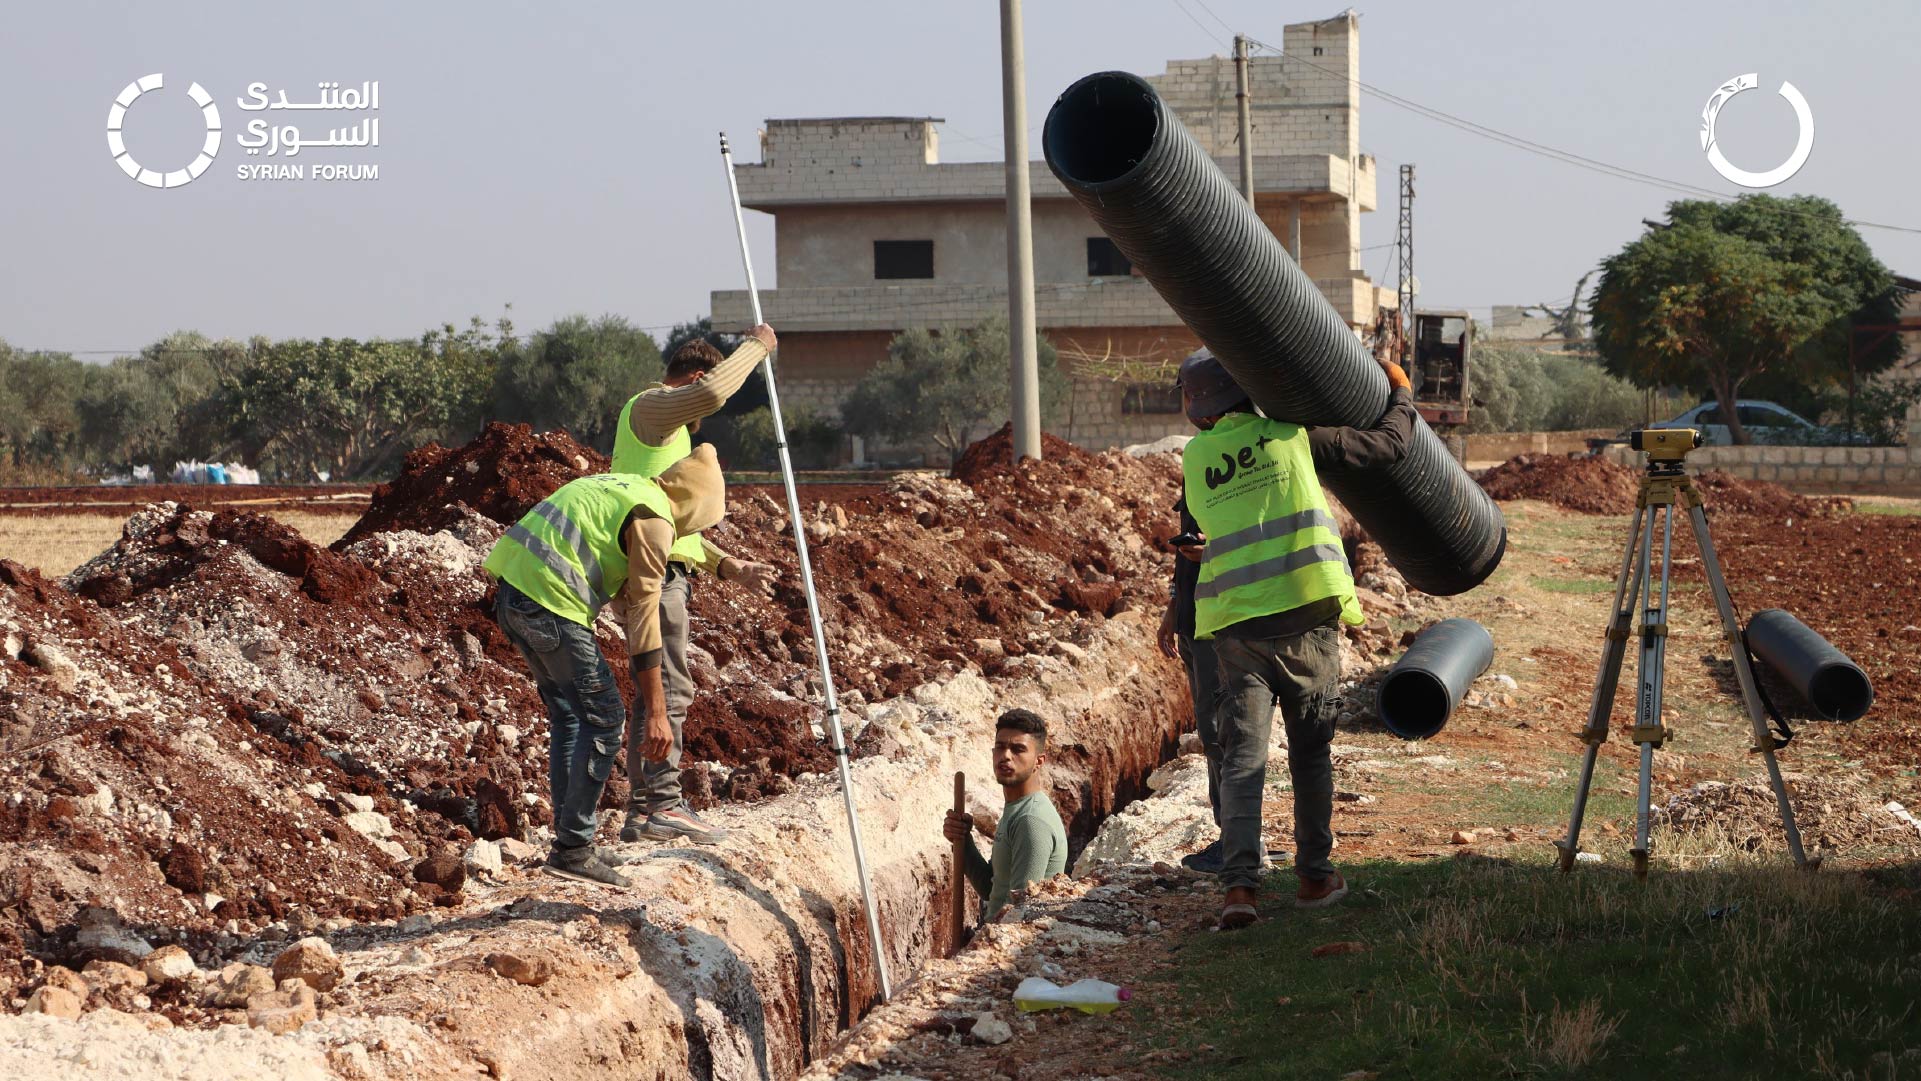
[494,581,627,852]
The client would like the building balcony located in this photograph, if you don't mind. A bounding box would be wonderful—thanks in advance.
[712,272,1378,335]
[734,153,1373,212]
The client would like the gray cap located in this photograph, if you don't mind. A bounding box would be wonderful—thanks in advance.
[1176,348,1249,423]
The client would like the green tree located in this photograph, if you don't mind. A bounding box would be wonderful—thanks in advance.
[220,335,493,480]
[490,314,662,451]
[1465,343,1555,433]
[660,316,739,363]
[1591,195,1899,443]
[841,314,1069,463]
[0,344,86,469]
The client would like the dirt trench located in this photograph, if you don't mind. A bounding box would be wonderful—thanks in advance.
[234,611,1188,1081]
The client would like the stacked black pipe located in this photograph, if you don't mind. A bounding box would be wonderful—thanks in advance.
[1042,71,1505,595]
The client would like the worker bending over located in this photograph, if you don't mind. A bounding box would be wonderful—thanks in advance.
[482,448,726,887]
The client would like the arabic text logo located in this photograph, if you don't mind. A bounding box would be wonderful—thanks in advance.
[1700,74,1814,189]
[107,74,221,189]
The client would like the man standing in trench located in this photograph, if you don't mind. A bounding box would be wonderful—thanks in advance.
[610,326,781,846]
[1176,348,1415,928]
[942,709,1069,920]
[482,448,727,886]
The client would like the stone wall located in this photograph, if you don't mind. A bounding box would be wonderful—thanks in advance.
[1598,442,1921,495]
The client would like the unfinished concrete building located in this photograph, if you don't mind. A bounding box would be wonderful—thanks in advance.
[711,12,1393,458]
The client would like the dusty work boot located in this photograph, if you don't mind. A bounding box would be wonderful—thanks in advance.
[640,807,728,845]
[1295,869,1348,909]
[1218,886,1259,930]
[544,846,632,888]
[619,814,648,844]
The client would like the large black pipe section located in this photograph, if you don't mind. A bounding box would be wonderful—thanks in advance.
[1745,609,1873,722]
[1042,71,1505,596]
[1376,618,1494,740]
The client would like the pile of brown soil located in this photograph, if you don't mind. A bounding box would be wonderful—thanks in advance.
[1693,470,1853,518]
[1479,454,1854,520]
[0,421,1196,994]
[1476,453,1642,514]
[337,422,607,545]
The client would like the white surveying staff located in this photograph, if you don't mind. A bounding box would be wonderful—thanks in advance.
[718,132,893,1004]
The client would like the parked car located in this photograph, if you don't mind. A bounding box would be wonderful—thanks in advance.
[1656,400,1879,445]
[1583,401,1872,452]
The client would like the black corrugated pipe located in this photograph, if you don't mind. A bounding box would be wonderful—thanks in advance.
[1375,618,1494,740]
[1042,71,1505,596]
[1745,609,1873,722]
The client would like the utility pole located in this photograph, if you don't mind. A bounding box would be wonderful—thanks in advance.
[1397,164,1416,368]
[1001,0,1041,461]
[1234,34,1254,205]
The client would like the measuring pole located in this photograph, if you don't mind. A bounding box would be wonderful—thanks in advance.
[719,132,893,1004]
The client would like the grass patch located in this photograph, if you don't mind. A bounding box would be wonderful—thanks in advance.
[1856,501,1921,517]
[1139,851,1921,1079]
[1531,576,1615,595]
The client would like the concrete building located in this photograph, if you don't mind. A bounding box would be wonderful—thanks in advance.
[711,11,1394,458]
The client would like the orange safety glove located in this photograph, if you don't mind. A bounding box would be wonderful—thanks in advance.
[1379,360,1412,391]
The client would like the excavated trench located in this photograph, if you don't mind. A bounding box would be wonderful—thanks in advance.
[0,422,1201,1078]
[384,615,1191,1081]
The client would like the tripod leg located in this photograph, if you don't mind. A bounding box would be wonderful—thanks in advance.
[1687,501,1812,868]
[1630,504,1677,880]
[1558,506,1646,872]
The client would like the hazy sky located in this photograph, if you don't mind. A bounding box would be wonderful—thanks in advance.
[5,0,1917,357]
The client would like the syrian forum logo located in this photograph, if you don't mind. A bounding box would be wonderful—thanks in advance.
[1700,73,1814,188]
[106,73,380,188]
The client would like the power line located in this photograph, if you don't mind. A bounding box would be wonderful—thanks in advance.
[1166,0,1229,49]
[1243,36,1921,237]
[1186,0,1237,37]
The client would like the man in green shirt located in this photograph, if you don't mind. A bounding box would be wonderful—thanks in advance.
[943,709,1069,920]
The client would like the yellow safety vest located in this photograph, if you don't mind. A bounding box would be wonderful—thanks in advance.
[612,392,708,566]
[482,473,674,627]
[1181,412,1363,639]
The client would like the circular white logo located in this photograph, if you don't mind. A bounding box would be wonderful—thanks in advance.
[1700,73,1814,189]
[107,73,222,188]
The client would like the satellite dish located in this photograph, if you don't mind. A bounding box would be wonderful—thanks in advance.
[1409,275,1422,296]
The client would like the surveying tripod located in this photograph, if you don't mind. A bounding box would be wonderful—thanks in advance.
[1554,428,1809,878]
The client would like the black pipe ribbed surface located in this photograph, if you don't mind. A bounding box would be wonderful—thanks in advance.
[1043,71,1505,595]
[1745,608,1873,722]
[1377,618,1494,740]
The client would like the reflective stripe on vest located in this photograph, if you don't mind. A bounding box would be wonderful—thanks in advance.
[1181,413,1363,639]
[482,472,674,627]
[612,392,707,566]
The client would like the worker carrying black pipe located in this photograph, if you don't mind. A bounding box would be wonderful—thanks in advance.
[1173,347,1416,929]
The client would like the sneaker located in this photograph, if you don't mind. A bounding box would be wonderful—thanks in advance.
[640,807,728,845]
[1181,841,1283,875]
[543,847,632,888]
[595,845,638,867]
[1295,870,1348,909]
[1181,839,1225,874]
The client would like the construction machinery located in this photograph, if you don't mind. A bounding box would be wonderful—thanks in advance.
[1408,308,1471,429]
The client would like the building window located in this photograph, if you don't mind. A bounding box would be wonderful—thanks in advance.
[1121,382,1183,415]
[874,240,934,280]
[1086,237,1132,277]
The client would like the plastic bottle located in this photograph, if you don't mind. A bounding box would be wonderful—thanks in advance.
[1012,977,1132,1014]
